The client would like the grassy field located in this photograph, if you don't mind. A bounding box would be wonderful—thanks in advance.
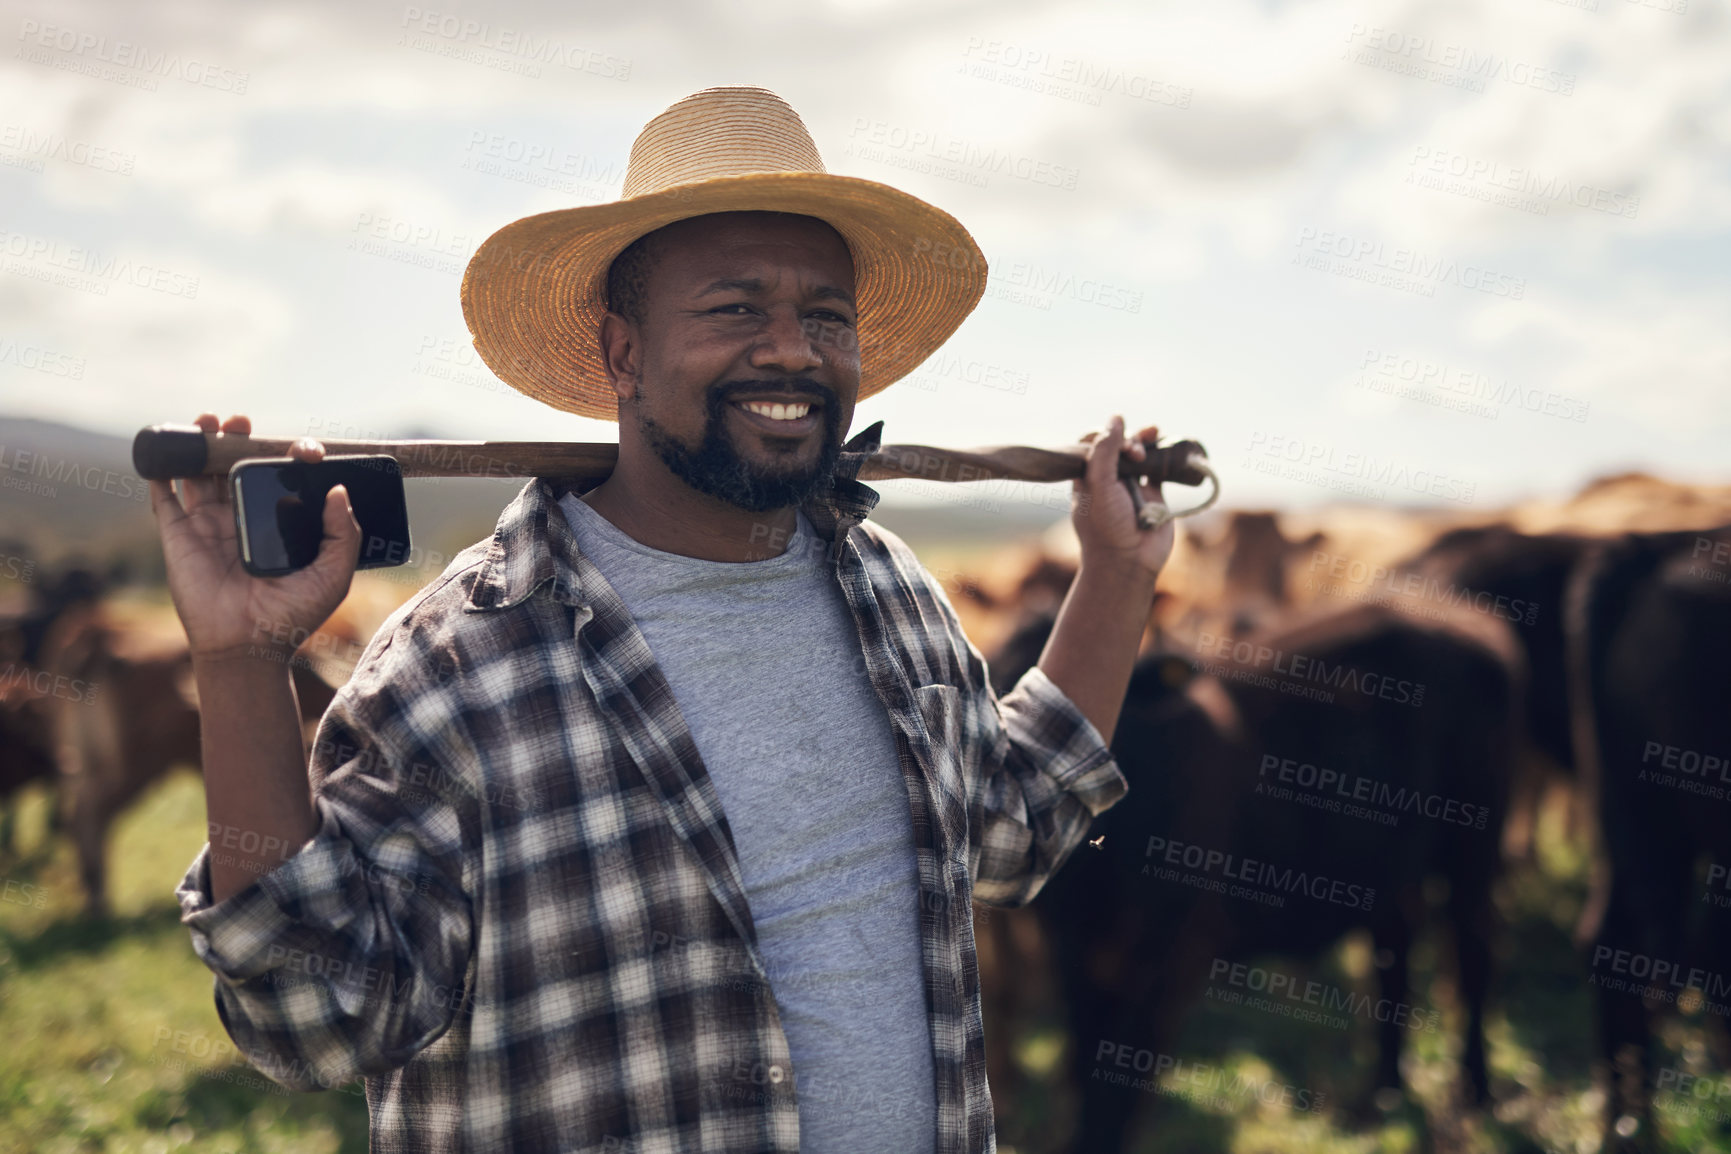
[3,766,1730,1152]
[0,773,368,1154]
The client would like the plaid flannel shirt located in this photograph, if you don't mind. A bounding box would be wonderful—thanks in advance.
[176,421,1127,1153]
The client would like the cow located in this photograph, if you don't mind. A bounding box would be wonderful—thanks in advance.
[38,608,340,915]
[1147,512,1328,643]
[988,598,1521,1153]
[1215,511,1326,629]
[1567,523,1731,1154]
[1393,526,1596,858]
[0,673,57,854]
[0,565,107,853]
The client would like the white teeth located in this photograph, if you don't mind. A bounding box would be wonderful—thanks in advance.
[742,401,810,421]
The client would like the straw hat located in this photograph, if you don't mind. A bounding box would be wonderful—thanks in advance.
[460,86,989,421]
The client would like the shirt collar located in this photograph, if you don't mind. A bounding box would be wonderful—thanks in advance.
[464,420,884,613]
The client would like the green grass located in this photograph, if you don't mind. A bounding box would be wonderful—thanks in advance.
[0,772,367,1154]
[7,772,1731,1152]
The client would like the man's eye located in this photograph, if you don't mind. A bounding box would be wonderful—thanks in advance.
[710,303,755,315]
[809,310,854,326]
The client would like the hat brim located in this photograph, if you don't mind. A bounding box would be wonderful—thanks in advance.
[460,172,988,421]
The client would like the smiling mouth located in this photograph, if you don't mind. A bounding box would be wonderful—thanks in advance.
[735,400,812,422]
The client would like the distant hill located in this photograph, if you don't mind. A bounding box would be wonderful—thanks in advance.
[0,416,1064,581]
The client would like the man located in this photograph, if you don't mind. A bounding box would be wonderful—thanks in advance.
[155,87,1172,1153]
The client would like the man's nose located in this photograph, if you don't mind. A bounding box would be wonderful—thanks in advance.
[747,307,826,374]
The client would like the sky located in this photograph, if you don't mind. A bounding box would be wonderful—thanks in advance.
[1,0,1726,517]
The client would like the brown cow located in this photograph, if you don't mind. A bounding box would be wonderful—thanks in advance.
[991,598,1521,1153]
[40,608,339,915]
[1218,511,1325,621]
[0,673,57,853]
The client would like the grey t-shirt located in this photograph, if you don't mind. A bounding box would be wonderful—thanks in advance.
[559,493,937,1153]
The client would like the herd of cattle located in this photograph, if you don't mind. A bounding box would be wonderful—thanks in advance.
[1,470,1727,1153]
[0,563,335,912]
[958,472,1731,1153]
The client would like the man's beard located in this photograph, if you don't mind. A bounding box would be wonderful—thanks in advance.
[634,379,844,513]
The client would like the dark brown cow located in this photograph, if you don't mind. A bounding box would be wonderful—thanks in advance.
[1397,525,1596,857]
[1568,523,1731,1154]
[989,600,1520,1153]
[1402,525,1591,772]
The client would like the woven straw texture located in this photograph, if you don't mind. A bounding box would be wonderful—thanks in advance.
[460,86,988,420]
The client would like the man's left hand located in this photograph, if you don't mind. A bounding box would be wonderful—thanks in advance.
[1072,414,1176,578]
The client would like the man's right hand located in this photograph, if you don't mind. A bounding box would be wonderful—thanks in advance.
[149,412,362,662]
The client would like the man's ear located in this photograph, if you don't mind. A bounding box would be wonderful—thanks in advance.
[599,311,641,403]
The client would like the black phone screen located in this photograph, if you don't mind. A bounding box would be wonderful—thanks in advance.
[232,456,411,576]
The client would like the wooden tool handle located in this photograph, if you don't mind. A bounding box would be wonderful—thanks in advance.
[132,425,1212,487]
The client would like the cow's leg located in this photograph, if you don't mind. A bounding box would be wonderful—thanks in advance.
[1594,917,1654,1152]
[1449,868,1494,1106]
[1066,943,1144,1154]
[1371,913,1413,1105]
[74,797,109,916]
[1591,792,1695,1154]
[1042,899,1146,1154]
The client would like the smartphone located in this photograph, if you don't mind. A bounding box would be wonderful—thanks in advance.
[230,455,411,577]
